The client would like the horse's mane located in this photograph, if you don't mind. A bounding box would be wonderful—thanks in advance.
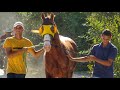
[59,35,77,53]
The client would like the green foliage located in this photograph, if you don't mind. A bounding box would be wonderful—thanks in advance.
[16,12,43,45]
[55,12,92,51]
[16,12,92,51]
[15,12,120,77]
[114,55,120,78]
[75,49,91,72]
[15,12,93,73]
[87,12,120,77]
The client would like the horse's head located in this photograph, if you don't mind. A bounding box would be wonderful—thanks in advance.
[32,13,59,52]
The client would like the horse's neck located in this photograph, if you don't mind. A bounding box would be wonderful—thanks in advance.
[51,34,67,55]
[52,34,62,47]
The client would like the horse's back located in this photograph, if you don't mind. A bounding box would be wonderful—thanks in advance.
[59,35,77,77]
[59,35,77,56]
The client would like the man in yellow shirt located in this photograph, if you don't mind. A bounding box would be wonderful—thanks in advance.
[3,21,44,78]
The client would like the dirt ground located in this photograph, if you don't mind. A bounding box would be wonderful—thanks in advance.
[0,54,91,78]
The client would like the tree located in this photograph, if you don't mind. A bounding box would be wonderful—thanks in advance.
[87,12,120,78]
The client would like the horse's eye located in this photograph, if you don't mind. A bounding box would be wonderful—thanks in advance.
[50,25,54,33]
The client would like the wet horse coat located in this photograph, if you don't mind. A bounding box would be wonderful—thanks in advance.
[34,13,77,78]
[45,33,77,78]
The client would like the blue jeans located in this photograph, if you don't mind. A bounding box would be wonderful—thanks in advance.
[7,73,26,78]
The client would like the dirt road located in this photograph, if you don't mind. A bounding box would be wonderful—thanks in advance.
[0,54,90,78]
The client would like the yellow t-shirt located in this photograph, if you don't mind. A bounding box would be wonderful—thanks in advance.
[3,36,33,74]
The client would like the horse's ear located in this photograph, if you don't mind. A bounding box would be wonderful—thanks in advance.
[51,13,54,21]
[41,12,45,20]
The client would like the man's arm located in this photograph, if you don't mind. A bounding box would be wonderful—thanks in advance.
[89,55,113,66]
[67,54,93,62]
[4,47,27,58]
[89,46,118,66]
[27,47,44,59]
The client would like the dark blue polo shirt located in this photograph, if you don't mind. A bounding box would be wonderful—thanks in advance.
[90,42,118,78]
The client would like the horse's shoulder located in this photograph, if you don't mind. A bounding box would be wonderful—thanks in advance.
[59,35,77,46]
[59,35,73,42]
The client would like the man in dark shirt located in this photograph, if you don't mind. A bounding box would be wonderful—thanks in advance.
[67,29,118,78]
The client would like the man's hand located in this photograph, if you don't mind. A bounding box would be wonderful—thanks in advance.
[22,47,28,53]
[88,55,97,61]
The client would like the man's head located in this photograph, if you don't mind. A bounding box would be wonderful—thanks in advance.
[101,29,112,46]
[13,21,24,29]
[13,21,24,34]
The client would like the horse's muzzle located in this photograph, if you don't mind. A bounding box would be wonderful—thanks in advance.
[43,34,52,52]
[44,41,51,52]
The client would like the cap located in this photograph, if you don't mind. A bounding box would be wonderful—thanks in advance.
[13,21,24,29]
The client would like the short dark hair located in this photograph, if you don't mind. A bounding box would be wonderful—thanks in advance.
[102,29,112,37]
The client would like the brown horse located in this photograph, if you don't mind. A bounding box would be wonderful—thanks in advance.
[32,13,77,78]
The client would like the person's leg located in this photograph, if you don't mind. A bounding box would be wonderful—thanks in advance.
[3,56,7,74]
[92,76,100,78]
[15,74,26,78]
[7,73,16,78]
[0,59,4,69]
[92,75,100,78]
